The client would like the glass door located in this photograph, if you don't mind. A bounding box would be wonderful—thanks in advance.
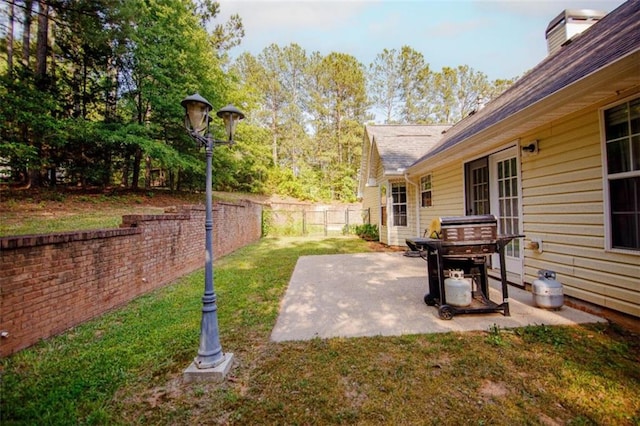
[465,157,489,215]
[489,149,522,277]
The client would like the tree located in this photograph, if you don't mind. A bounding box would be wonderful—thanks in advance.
[432,66,458,124]
[431,65,510,123]
[307,52,368,200]
[190,0,244,53]
[22,0,33,67]
[0,0,249,190]
[368,48,401,123]
[116,0,230,188]
[232,43,310,177]
[397,46,433,123]
[35,0,49,87]
[5,0,14,74]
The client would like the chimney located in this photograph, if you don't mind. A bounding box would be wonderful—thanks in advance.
[545,9,606,55]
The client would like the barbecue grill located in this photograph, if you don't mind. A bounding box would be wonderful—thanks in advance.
[406,215,523,320]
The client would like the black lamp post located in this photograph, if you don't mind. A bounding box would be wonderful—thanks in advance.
[181,93,244,380]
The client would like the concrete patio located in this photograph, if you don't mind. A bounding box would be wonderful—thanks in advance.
[271,252,606,341]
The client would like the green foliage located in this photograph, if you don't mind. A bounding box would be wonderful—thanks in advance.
[342,224,356,235]
[261,208,273,237]
[0,0,248,191]
[485,323,507,347]
[267,168,307,200]
[354,223,379,241]
[232,45,369,202]
[369,46,515,125]
[516,324,569,348]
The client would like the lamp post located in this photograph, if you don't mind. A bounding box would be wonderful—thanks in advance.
[181,93,244,382]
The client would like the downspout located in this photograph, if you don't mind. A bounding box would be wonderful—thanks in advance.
[404,172,421,237]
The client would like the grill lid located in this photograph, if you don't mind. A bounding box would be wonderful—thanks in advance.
[439,215,497,242]
[439,215,497,227]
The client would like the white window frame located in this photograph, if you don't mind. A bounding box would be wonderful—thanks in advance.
[600,95,640,254]
[420,174,433,208]
[391,182,407,227]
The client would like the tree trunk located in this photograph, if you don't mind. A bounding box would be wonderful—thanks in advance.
[35,0,49,87]
[28,168,41,188]
[336,110,342,164]
[49,8,56,91]
[28,0,50,187]
[49,166,57,187]
[122,156,130,187]
[105,54,118,121]
[169,170,175,190]
[132,148,142,189]
[145,155,151,189]
[271,111,278,165]
[72,63,81,117]
[82,56,88,118]
[103,152,112,187]
[22,0,33,67]
[7,0,14,74]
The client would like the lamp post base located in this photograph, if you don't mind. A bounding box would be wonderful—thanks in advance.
[183,353,234,384]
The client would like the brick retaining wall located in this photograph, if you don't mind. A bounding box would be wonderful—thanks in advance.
[0,201,262,357]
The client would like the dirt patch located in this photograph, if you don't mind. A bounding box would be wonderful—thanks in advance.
[144,378,184,408]
[341,376,368,409]
[538,413,563,426]
[478,380,509,400]
[565,298,640,335]
[366,241,405,252]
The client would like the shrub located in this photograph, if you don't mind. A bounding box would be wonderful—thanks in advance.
[354,224,379,241]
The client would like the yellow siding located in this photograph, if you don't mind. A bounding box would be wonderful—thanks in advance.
[418,161,465,230]
[385,178,418,246]
[361,186,379,226]
[521,107,640,317]
[360,149,384,241]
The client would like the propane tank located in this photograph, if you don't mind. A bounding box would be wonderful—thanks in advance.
[444,269,472,307]
[532,269,564,309]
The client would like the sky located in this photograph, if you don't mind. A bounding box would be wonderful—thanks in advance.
[216,0,626,81]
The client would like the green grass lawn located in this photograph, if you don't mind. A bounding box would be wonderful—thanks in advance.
[0,190,205,237]
[1,237,639,425]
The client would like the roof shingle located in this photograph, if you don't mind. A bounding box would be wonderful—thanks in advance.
[365,125,451,173]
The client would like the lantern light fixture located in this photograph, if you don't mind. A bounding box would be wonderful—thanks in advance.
[180,93,245,383]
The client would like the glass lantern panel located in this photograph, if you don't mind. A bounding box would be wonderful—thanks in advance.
[185,102,209,135]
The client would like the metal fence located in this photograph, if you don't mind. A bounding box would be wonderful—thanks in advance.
[264,207,371,237]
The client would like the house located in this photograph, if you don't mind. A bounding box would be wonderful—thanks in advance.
[358,0,640,318]
[359,125,451,245]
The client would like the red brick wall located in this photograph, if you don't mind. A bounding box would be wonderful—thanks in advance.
[0,201,262,357]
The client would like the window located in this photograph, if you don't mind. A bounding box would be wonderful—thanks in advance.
[380,185,387,226]
[604,97,640,251]
[420,174,432,207]
[391,183,407,226]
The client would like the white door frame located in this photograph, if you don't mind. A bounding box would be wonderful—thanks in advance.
[489,147,523,278]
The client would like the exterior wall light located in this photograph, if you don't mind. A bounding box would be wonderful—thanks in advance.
[522,140,539,155]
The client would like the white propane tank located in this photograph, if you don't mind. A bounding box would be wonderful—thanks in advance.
[444,269,472,307]
[532,269,564,309]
